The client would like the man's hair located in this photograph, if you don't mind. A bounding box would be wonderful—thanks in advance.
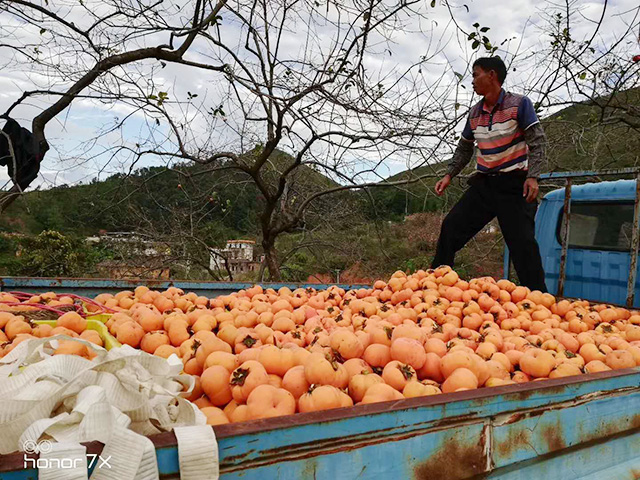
[472,56,507,85]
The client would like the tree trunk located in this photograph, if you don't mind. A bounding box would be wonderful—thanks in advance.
[263,239,281,281]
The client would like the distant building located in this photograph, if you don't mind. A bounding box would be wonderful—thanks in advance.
[86,232,171,279]
[210,239,262,274]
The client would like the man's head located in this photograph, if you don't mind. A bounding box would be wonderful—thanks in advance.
[472,56,506,96]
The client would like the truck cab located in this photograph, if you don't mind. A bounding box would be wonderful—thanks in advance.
[511,179,640,307]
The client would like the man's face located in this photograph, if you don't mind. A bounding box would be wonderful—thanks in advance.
[472,66,496,96]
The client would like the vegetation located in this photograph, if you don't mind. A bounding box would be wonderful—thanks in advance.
[0,85,638,282]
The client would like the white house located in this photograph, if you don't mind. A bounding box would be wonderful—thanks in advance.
[210,239,261,274]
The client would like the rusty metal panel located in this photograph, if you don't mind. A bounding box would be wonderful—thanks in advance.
[156,370,640,480]
[487,428,640,479]
[217,423,489,479]
[627,174,640,307]
[4,369,640,479]
[491,383,640,468]
[557,178,572,297]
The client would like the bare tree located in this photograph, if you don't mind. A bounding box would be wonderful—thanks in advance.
[4,0,636,282]
[513,0,640,171]
[1,0,470,280]
[0,0,228,208]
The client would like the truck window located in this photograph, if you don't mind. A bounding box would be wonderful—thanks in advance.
[557,202,636,251]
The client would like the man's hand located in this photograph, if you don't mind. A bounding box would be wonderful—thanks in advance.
[435,174,451,196]
[523,177,539,203]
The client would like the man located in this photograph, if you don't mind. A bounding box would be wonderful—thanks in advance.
[431,56,547,292]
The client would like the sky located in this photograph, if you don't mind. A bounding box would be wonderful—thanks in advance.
[0,0,638,190]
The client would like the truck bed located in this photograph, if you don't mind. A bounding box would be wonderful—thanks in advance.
[2,368,639,479]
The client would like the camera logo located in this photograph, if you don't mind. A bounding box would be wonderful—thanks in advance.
[23,440,111,470]
[23,439,53,454]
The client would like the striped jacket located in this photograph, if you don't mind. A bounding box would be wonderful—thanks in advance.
[461,89,540,174]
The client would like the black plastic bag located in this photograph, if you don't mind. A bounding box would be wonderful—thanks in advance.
[0,118,44,191]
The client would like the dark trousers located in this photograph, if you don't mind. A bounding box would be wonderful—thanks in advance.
[431,173,547,292]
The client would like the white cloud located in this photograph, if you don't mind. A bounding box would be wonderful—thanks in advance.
[0,0,638,189]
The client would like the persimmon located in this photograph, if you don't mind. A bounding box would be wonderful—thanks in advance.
[54,340,91,358]
[298,385,353,412]
[360,383,404,404]
[204,351,239,371]
[549,363,582,378]
[217,323,240,346]
[440,350,476,379]
[291,346,311,366]
[140,331,170,354]
[348,373,384,403]
[510,286,529,303]
[330,329,365,360]
[605,350,636,370]
[79,330,103,347]
[391,323,425,343]
[519,349,555,378]
[201,365,233,406]
[138,310,164,333]
[382,361,416,391]
[362,343,392,368]
[229,404,251,423]
[512,371,531,383]
[0,312,18,329]
[230,360,269,403]
[234,333,263,354]
[304,352,349,389]
[116,321,145,348]
[246,384,296,420]
[485,378,516,387]
[154,345,179,358]
[475,342,498,360]
[417,352,445,383]
[343,358,373,378]
[200,407,230,425]
[403,381,442,398]
[195,336,233,367]
[193,396,215,409]
[491,352,513,372]
[484,360,510,382]
[237,346,262,363]
[267,374,282,388]
[192,315,217,333]
[442,368,478,393]
[579,343,606,363]
[166,320,190,347]
[424,338,447,357]
[390,337,427,369]
[555,350,585,368]
[5,318,32,340]
[584,360,612,373]
[282,365,310,400]
[57,312,87,334]
[32,323,54,338]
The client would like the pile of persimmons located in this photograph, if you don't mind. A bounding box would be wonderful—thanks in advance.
[0,312,104,359]
[4,266,640,426]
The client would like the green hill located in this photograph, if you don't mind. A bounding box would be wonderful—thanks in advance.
[5,87,637,235]
[0,148,340,239]
[543,87,640,172]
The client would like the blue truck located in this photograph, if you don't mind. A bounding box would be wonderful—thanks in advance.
[2,169,640,479]
[506,169,640,308]
[538,178,640,306]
